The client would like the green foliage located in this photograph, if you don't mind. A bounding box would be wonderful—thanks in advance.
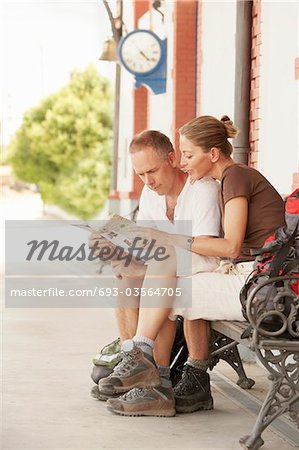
[1,145,10,165]
[9,65,112,218]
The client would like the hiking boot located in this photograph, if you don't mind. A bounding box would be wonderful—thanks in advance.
[91,365,113,385]
[98,340,160,396]
[91,338,122,384]
[174,364,213,413]
[90,385,121,402]
[106,384,176,417]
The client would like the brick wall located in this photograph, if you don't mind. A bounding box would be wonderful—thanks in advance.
[196,1,202,115]
[249,0,261,169]
[172,0,197,152]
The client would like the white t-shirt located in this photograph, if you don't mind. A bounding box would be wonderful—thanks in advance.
[136,177,221,276]
[137,176,221,236]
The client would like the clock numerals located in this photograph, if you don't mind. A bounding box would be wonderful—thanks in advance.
[119,31,163,75]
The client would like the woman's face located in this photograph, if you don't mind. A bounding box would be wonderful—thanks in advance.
[180,135,213,183]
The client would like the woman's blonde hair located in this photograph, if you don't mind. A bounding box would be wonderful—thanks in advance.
[179,115,239,157]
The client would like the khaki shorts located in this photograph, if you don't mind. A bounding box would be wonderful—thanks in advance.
[170,260,254,321]
[175,247,220,277]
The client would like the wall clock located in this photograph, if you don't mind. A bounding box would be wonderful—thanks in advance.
[118,29,167,94]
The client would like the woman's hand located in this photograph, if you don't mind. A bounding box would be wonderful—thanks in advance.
[128,226,170,247]
[88,233,116,256]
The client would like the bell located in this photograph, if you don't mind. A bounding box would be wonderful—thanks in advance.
[99,37,118,62]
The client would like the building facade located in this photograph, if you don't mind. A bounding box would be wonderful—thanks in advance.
[110,0,299,215]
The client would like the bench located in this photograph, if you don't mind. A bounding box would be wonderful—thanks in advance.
[102,206,298,447]
[126,203,299,447]
[208,275,299,449]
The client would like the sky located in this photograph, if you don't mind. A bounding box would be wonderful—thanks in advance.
[1,1,115,146]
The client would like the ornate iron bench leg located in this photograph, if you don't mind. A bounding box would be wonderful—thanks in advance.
[170,317,189,386]
[240,348,299,450]
[289,399,299,427]
[210,331,255,389]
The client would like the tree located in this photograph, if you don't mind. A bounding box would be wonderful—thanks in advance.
[9,65,113,218]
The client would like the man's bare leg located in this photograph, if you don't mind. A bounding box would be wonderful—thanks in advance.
[114,307,139,341]
[114,275,143,341]
[112,256,147,340]
[184,319,210,360]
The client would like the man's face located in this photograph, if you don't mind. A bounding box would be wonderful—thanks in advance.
[131,147,176,196]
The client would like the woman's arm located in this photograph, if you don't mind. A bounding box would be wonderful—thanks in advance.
[167,197,248,258]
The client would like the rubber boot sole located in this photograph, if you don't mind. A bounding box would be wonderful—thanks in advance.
[90,386,121,402]
[175,397,213,414]
[107,405,176,417]
[99,378,160,396]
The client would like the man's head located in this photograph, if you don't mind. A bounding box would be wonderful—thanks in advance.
[129,130,177,195]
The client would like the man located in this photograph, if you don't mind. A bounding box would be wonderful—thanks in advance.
[91,130,221,416]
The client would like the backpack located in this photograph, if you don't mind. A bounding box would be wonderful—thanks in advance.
[239,188,299,338]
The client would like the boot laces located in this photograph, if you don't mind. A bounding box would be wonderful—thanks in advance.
[175,365,205,392]
[113,348,139,376]
[122,387,148,400]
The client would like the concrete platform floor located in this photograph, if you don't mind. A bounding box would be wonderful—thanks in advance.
[2,307,299,450]
[1,190,298,449]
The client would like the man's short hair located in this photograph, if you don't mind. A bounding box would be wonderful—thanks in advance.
[129,130,174,159]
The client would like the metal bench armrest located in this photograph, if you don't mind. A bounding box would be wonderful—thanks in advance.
[246,274,299,342]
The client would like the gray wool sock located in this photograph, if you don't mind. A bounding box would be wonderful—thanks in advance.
[157,364,171,380]
[187,357,209,371]
[133,336,154,355]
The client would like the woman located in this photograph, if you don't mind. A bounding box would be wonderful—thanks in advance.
[128,115,286,413]
[172,115,285,316]
[100,115,286,416]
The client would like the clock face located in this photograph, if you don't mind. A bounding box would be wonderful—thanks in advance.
[119,30,162,75]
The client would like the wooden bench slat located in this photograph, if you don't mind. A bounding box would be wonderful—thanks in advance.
[211,320,251,347]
